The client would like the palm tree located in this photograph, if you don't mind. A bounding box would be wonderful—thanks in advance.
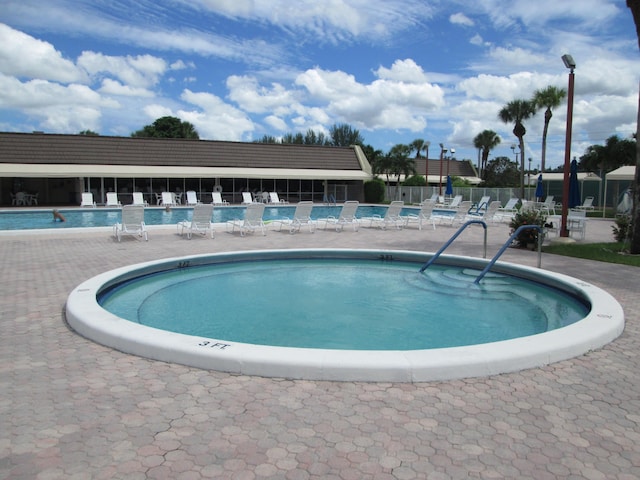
[498,100,536,199]
[409,139,426,157]
[387,144,415,199]
[473,130,501,180]
[532,86,566,173]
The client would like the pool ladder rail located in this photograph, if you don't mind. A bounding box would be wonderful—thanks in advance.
[419,220,543,284]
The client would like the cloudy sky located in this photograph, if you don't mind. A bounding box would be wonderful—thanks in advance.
[0,0,637,169]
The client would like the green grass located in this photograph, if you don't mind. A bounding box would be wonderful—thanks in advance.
[543,242,640,267]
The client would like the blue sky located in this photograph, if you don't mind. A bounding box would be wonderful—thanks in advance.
[0,0,637,169]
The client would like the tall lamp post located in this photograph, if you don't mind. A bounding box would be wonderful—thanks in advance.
[510,144,520,180]
[446,148,455,178]
[438,143,447,195]
[424,141,430,198]
[560,54,576,237]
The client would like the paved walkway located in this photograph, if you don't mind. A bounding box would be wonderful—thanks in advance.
[1,216,639,479]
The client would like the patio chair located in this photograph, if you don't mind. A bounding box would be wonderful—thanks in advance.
[402,201,436,230]
[472,196,491,213]
[450,201,473,225]
[212,192,229,205]
[80,192,96,208]
[132,192,148,206]
[420,193,438,206]
[448,195,463,208]
[177,203,214,239]
[320,200,360,232]
[466,201,502,223]
[241,192,255,204]
[535,196,556,215]
[269,192,289,204]
[575,196,595,212]
[493,198,520,223]
[161,192,176,207]
[114,205,148,241]
[568,209,587,239]
[15,192,27,206]
[226,202,266,236]
[105,192,121,207]
[274,201,316,234]
[362,201,405,230]
[185,190,199,206]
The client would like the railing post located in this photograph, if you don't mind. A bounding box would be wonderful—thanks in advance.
[474,225,542,284]
[419,220,487,272]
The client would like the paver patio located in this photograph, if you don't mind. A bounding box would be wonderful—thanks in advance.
[1,215,638,479]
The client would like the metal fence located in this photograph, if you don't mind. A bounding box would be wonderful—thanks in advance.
[391,186,522,206]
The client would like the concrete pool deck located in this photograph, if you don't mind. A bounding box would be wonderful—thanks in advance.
[2,216,639,479]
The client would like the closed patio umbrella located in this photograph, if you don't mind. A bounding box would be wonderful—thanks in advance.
[535,174,544,201]
[568,159,581,208]
[445,176,453,196]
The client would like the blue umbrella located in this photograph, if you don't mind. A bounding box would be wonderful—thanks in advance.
[568,159,581,208]
[445,175,453,196]
[535,174,544,201]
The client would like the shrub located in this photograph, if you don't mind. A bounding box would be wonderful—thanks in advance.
[403,175,426,186]
[612,215,632,242]
[364,178,385,203]
[509,208,547,248]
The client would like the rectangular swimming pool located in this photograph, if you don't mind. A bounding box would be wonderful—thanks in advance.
[0,205,409,231]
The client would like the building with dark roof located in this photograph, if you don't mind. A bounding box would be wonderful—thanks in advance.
[0,132,372,205]
[0,132,480,206]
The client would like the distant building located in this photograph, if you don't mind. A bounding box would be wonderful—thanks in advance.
[0,132,372,206]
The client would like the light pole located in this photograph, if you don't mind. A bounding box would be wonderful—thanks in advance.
[446,148,455,178]
[424,141,430,198]
[438,143,447,195]
[528,157,532,200]
[510,144,520,187]
[560,54,576,238]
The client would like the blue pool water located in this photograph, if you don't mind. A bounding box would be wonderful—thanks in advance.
[98,257,588,351]
[0,205,400,231]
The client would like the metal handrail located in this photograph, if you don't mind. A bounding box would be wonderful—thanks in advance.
[419,220,487,273]
[474,225,542,284]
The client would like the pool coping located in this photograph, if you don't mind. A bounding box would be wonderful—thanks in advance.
[65,248,625,382]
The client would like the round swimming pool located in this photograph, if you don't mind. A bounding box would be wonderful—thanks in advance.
[66,249,624,382]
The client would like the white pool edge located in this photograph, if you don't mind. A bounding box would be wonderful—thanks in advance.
[65,249,625,382]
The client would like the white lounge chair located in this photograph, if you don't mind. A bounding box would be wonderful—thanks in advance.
[494,198,520,223]
[177,203,214,239]
[362,201,405,229]
[105,192,121,207]
[161,192,176,207]
[212,192,229,205]
[466,200,502,223]
[420,193,438,206]
[226,203,266,236]
[321,200,360,232]
[80,192,96,208]
[132,192,148,206]
[538,196,556,215]
[575,196,595,212]
[241,192,255,204]
[450,201,473,225]
[402,201,436,230]
[473,196,491,213]
[448,195,463,208]
[269,192,289,204]
[274,201,316,234]
[185,190,199,206]
[114,205,148,241]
